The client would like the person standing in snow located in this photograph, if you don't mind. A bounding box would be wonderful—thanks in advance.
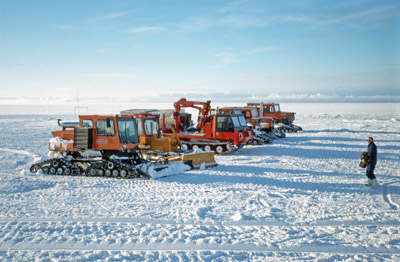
[365,137,379,189]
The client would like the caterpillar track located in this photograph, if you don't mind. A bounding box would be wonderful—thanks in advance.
[276,124,303,133]
[29,114,193,179]
[30,156,190,179]
[180,141,242,155]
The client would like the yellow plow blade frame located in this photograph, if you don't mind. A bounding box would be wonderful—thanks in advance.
[179,151,217,169]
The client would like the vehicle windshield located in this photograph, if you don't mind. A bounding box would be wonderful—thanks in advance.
[117,118,139,144]
[219,110,232,115]
[238,115,247,127]
[144,119,159,136]
[248,104,260,109]
[231,116,241,128]
[252,109,258,117]
[275,104,281,112]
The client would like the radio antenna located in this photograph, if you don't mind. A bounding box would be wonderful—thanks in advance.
[74,92,88,115]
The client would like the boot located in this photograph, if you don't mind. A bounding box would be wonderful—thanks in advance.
[371,178,380,189]
[365,179,372,186]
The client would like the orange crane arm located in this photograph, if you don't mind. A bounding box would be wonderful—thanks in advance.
[173,98,211,132]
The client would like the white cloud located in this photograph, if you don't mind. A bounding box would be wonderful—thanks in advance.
[125,26,162,34]
[102,12,128,20]
[245,46,286,54]
[80,73,134,79]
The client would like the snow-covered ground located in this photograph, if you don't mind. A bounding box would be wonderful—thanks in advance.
[0,103,399,261]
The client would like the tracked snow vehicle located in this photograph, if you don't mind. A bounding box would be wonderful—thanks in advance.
[161,98,253,154]
[120,110,217,168]
[30,115,191,179]
[247,102,302,133]
[218,107,275,144]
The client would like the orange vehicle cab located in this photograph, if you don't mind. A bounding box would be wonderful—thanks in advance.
[219,107,275,133]
[49,115,140,154]
[247,102,295,125]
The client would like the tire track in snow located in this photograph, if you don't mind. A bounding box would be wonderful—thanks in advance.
[1,245,399,255]
[382,180,400,210]
[0,147,42,166]
[0,217,399,227]
[381,165,400,210]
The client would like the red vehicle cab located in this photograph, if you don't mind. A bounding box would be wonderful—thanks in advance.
[219,106,275,133]
[247,102,295,125]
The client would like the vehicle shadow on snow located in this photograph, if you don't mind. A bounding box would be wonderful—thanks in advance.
[239,145,361,160]
[305,128,400,136]
[236,138,398,161]
[275,135,400,150]
[170,168,379,195]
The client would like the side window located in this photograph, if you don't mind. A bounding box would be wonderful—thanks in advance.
[96,119,115,136]
[216,116,232,132]
[145,120,159,135]
[265,106,274,113]
[137,119,144,135]
[81,119,93,128]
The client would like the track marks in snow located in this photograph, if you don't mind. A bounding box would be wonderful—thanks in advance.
[382,181,400,210]
[1,110,399,261]
[0,147,42,174]
[0,148,41,163]
[1,221,399,255]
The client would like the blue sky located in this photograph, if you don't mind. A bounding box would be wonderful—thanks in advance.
[1,0,399,104]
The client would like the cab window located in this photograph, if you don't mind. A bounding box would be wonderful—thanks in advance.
[238,115,248,127]
[231,116,241,128]
[145,119,159,136]
[216,116,233,132]
[252,109,258,117]
[81,119,93,128]
[137,119,144,135]
[96,119,115,136]
[117,118,139,143]
[264,106,274,113]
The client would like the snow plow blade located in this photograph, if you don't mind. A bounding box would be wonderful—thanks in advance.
[170,150,217,169]
[182,151,217,169]
[145,161,192,179]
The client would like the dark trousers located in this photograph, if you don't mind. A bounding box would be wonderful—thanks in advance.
[366,163,376,180]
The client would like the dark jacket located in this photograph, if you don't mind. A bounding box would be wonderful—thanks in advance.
[367,142,377,165]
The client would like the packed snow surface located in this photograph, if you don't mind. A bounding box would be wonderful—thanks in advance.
[0,103,399,261]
